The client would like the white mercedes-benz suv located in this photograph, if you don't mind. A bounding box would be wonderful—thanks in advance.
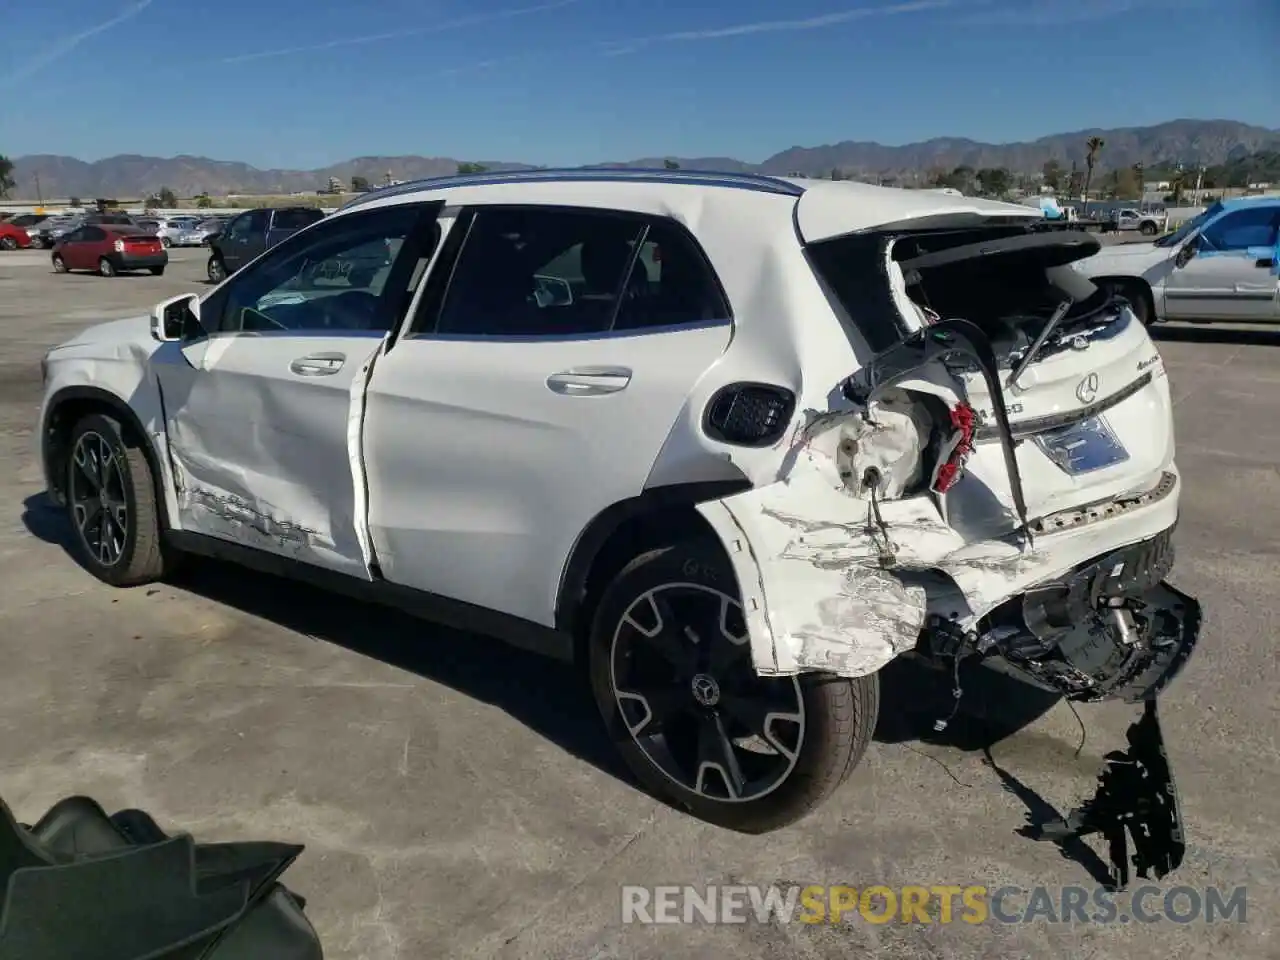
[38,169,1200,836]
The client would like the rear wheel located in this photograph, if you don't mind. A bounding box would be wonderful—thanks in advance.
[98,257,116,278]
[149,266,165,276]
[207,256,227,284]
[0,236,17,251]
[1140,221,1158,236]
[1101,279,1154,326]
[65,412,168,586]
[161,237,172,248]
[52,255,67,274]
[588,540,878,833]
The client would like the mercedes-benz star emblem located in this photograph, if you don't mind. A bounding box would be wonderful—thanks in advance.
[1076,372,1100,404]
[691,673,721,708]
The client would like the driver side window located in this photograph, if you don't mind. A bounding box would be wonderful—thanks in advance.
[214,205,438,335]
[1199,208,1280,252]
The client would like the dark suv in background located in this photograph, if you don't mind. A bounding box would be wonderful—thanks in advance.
[207,207,326,283]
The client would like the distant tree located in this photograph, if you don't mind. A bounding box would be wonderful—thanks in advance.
[663,158,679,170]
[0,154,14,198]
[1113,166,1141,201]
[194,193,212,209]
[977,167,1011,198]
[69,196,81,207]
[927,167,949,188]
[1082,136,1105,212]
[944,165,976,194]
[456,162,488,175]
[157,186,177,208]
[1041,159,1062,191]
[351,175,371,192]
[1067,167,1085,201]
[830,167,844,181]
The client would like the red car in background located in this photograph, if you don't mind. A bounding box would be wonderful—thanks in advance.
[0,220,33,250]
[52,225,168,277]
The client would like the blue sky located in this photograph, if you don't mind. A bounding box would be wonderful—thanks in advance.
[1,0,1276,169]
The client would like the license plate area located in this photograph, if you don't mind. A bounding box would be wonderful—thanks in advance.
[1033,415,1129,475]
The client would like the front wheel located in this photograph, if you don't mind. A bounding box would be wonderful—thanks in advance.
[149,266,165,276]
[588,540,878,833]
[1101,279,1154,326]
[52,255,67,274]
[64,412,168,586]
[1140,221,1158,236]
[207,256,227,284]
[0,236,17,251]
[98,257,116,278]
[161,236,172,248]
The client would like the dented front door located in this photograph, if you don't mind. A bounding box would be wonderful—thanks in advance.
[152,202,441,578]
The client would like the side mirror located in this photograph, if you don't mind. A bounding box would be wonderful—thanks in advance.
[1173,235,1199,269]
[151,293,204,342]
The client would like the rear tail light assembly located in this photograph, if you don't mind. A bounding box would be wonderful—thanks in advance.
[703,383,796,447]
[113,239,125,252]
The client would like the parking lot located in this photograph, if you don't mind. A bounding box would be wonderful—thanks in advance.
[1,245,1278,959]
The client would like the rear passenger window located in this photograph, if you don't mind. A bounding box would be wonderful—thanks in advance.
[435,208,644,337]
[273,208,325,230]
[613,220,729,331]
[431,208,728,337]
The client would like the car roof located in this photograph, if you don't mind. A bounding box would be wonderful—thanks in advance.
[1219,195,1280,212]
[334,167,1040,242]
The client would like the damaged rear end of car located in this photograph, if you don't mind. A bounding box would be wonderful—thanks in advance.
[695,199,1200,881]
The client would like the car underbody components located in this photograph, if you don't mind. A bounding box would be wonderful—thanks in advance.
[916,528,1199,887]
[1027,699,1185,889]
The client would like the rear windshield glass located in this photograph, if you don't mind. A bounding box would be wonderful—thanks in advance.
[273,208,325,230]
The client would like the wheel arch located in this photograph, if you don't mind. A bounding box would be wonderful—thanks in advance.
[1093,274,1158,323]
[42,386,171,531]
[555,478,752,655]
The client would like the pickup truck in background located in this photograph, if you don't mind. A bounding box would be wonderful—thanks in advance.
[207,207,326,283]
[1105,207,1168,236]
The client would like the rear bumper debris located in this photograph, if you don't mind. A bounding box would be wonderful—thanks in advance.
[1027,699,1186,890]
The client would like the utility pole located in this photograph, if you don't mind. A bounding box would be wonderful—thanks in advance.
[34,171,43,206]
[1192,166,1204,206]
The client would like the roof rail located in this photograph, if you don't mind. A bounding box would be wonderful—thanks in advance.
[339,166,805,210]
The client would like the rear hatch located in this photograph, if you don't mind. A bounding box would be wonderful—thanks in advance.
[119,232,164,255]
[805,218,1174,530]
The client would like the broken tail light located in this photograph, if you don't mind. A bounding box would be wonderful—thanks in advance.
[930,401,976,494]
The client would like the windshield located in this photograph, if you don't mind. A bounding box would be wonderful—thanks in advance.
[1155,202,1221,248]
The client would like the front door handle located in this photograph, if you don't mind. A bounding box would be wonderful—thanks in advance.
[1255,258,1276,269]
[546,366,632,396]
[289,352,345,377]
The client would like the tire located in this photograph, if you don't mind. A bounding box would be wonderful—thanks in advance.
[98,257,116,278]
[1101,279,1154,326]
[0,236,17,251]
[64,412,168,587]
[1140,221,1158,236]
[52,255,67,274]
[207,256,227,284]
[149,266,165,276]
[588,539,878,833]
[161,237,172,248]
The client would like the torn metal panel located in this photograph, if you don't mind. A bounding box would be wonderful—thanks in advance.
[696,314,1184,681]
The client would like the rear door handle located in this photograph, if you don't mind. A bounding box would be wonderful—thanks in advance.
[1255,258,1276,269]
[289,352,346,377]
[546,366,632,396]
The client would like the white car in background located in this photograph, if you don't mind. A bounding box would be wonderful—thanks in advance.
[37,169,1201,837]
[1075,196,1280,325]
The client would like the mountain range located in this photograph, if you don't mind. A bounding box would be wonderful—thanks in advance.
[9,119,1279,201]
